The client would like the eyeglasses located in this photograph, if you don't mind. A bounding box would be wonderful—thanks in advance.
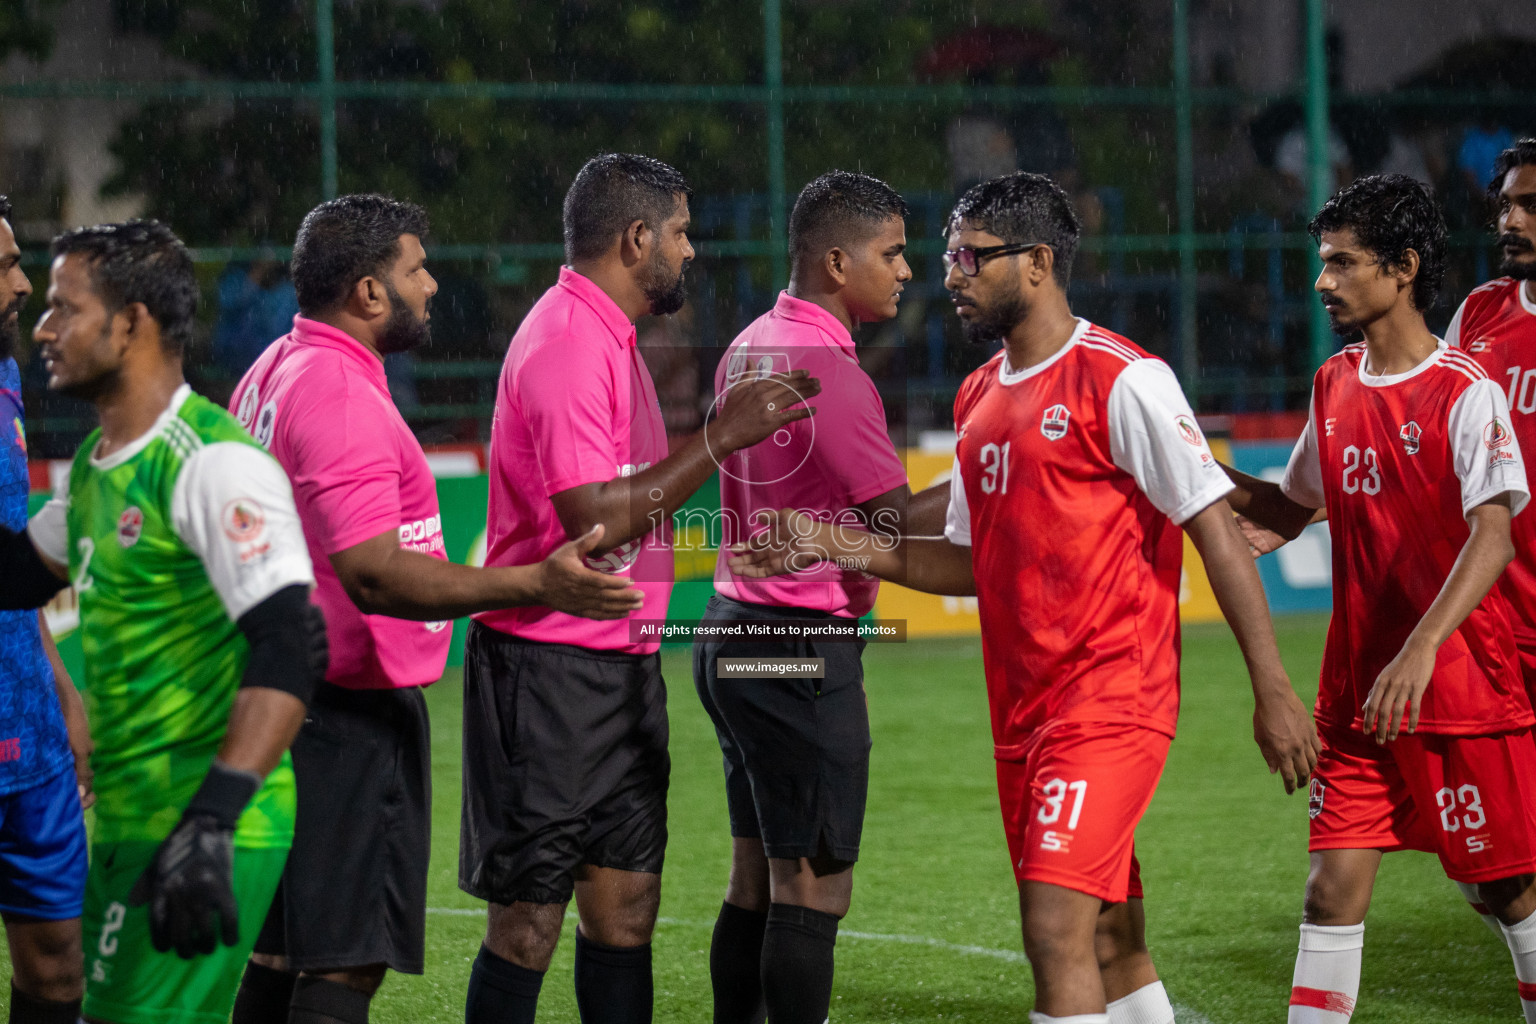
[942,242,1050,277]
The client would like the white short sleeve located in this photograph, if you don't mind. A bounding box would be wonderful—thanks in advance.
[1106,359,1233,525]
[26,468,70,566]
[1279,394,1326,509]
[170,442,315,620]
[1444,298,1467,349]
[942,455,972,547]
[1448,377,1530,518]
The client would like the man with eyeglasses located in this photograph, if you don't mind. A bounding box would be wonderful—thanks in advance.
[727,172,1318,1024]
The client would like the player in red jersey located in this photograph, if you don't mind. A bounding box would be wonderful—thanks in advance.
[1225,175,1536,1023]
[729,172,1319,1024]
[1442,138,1536,1018]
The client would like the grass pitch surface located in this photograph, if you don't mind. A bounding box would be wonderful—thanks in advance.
[372,614,1515,1022]
[3,615,1519,1021]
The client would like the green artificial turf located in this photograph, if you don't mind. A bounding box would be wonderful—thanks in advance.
[3,615,1523,1021]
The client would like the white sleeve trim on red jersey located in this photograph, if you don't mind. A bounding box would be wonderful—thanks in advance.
[1106,359,1233,525]
[1444,298,1467,349]
[943,454,972,547]
[1279,394,1326,509]
[171,442,315,621]
[1447,376,1531,518]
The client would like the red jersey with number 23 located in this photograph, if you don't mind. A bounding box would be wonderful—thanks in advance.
[1280,341,1532,736]
[945,319,1234,760]
[1448,277,1536,647]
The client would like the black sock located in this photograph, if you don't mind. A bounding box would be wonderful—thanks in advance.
[709,901,768,1024]
[573,929,653,1024]
[465,944,545,1024]
[7,982,80,1024]
[288,975,372,1024]
[232,961,299,1024]
[761,903,840,1024]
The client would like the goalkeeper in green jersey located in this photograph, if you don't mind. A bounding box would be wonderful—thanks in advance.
[0,220,326,1024]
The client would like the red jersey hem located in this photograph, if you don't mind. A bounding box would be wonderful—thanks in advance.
[994,715,1178,762]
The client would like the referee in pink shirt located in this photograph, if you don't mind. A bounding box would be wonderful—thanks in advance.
[696,171,950,1024]
[227,194,643,1024]
[461,154,819,1024]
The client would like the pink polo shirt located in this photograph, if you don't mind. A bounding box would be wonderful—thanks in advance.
[713,291,909,617]
[231,316,451,690]
[475,267,673,654]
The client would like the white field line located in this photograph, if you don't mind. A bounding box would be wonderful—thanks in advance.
[426,906,1218,1023]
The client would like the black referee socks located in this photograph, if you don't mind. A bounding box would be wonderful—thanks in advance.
[7,982,80,1024]
[709,901,769,1024]
[466,944,544,1024]
[573,929,653,1024]
[761,902,840,1024]
[288,975,372,1024]
[231,961,297,1024]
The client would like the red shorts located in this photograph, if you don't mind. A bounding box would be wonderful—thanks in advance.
[1308,724,1536,883]
[997,722,1170,903]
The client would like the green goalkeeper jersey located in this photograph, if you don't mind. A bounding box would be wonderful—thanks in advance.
[28,385,314,846]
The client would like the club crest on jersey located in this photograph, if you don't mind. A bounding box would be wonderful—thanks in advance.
[1040,404,1070,441]
[117,506,143,548]
[1308,777,1325,820]
[222,499,266,542]
[1486,417,1513,450]
[1175,415,1203,447]
[1399,421,1421,455]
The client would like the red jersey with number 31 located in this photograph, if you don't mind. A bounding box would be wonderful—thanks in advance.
[1280,341,1533,735]
[1449,277,1536,646]
[944,320,1234,759]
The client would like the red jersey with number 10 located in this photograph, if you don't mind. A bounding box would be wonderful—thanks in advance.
[1280,341,1532,735]
[1448,277,1536,646]
[945,320,1234,759]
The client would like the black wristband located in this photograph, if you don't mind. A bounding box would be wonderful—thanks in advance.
[184,760,262,830]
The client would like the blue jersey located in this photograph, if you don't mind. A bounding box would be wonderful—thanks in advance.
[0,358,71,795]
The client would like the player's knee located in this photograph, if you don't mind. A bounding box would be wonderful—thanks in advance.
[1301,874,1359,925]
[1093,918,1147,970]
[579,889,660,947]
[486,902,566,969]
[1021,911,1093,968]
[11,941,84,1002]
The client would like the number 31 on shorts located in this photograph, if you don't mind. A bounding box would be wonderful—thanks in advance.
[1037,777,1087,851]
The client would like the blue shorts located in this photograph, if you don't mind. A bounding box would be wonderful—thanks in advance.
[0,765,87,920]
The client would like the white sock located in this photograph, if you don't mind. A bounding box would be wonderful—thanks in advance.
[1288,923,1363,1022]
[1456,879,1505,938]
[1107,980,1175,1024]
[1500,908,1536,1023]
[1028,1015,1110,1024]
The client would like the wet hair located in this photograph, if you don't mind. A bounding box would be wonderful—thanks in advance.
[789,171,908,270]
[50,220,197,356]
[1309,173,1446,312]
[947,172,1080,287]
[0,195,10,222]
[1487,138,1536,206]
[290,193,429,315]
[563,153,691,263]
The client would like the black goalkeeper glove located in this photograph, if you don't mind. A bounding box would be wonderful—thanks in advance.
[128,760,261,959]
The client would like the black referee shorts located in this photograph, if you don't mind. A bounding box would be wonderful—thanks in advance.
[459,622,670,906]
[693,594,871,863]
[253,680,431,974]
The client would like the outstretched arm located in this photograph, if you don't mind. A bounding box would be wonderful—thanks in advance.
[1184,499,1320,792]
[331,523,643,621]
[726,509,976,596]
[1361,496,1515,743]
[1220,463,1319,543]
